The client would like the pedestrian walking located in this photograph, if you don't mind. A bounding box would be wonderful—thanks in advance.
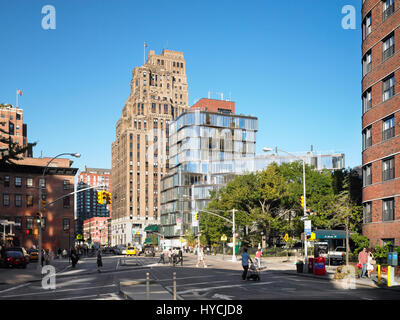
[367,249,375,278]
[44,249,50,265]
[255,248,262,269]
[358,247,368,278]
[158,249,165,264]
[172,248,178,266]
[241,248,253,280]
[196,246,207,268]
[57,248,62,259]
[97,250,103,272]
[178,248,183,266]
[41,249,45,267]
[71,248,78,268]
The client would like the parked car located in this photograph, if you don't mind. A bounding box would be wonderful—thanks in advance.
[6,247,29,263]
[328,246,346,265]
[27,249,38,262]
[4,251,28,268]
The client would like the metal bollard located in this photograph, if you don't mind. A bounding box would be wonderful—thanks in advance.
[173,272,176,300]
[146,272,150,300]
[378,265,381,285]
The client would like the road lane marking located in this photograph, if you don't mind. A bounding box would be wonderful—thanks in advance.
[0,284,117,298]
[177,281,273,295]
[0,283,30,294]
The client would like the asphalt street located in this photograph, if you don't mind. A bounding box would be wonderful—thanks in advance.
[0,254,399,300]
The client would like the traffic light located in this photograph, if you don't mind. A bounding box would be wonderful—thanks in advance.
[97,191,103,204]
[26,229,32,235]
[36,212,42,225]
[195,212,199,220]
[300,195,304,208]
[102,191,107,204]
[41,200,46,212]
[106,191,112,204]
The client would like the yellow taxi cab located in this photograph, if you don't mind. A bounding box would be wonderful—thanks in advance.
[27,249,38,262]
[126,247,137,256]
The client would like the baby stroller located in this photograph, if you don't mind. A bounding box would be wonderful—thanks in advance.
[247,262,260,281]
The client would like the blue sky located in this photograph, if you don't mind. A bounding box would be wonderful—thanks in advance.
[0,0,362,172]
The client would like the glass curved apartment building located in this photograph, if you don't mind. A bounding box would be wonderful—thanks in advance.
[160,101,258,238]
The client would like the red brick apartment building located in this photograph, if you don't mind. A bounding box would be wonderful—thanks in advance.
[190,98,235,114]
[0,157,78,252]
[362,0,400,246]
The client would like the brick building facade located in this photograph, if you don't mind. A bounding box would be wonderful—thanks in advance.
[361,0,400,246]
[0,157,78,252]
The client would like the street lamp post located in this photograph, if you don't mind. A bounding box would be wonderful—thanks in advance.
[263,147,308,271]
[37,152,80,271]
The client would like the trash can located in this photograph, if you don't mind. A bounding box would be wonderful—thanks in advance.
[296,261,304,273]
[314,257,326,276]
[308,257,314,273]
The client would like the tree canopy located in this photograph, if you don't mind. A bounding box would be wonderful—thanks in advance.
[199,162,363,248]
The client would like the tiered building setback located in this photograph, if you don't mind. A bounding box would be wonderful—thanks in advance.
[111,49,189,246]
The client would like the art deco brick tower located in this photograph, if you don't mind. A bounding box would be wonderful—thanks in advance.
[111,49,189,246]
[361,0,400,246]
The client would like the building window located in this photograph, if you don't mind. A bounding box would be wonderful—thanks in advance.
[63,196,70,208]
[63,218,70,231]
[26,195,33,207]
[26,178,33,188]
[363,202,372,223]
[362,12,372,40]
[3,194,10,206]
[383,0,394,21]
[382,198,394,221]
[382,33,395,61]
[382,115,395,140]
[63,180,70,190]
[362,51,372,76]
[26,217,33,229]
[15,177,22,188]
[362,126,372,150]
[363,164,372,186]
[382,75,395,101]
[39,178,46,188]
[382,157,395,181]
[4,176,10,187]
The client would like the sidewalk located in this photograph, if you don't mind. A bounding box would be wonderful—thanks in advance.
[208,253,400,291]
[0,258,71,286]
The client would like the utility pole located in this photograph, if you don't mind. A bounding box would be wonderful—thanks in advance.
[232,209,237,262]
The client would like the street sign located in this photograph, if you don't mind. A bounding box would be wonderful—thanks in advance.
[284,233,289,242]
[76,234,83,240]
[221,234,227,241]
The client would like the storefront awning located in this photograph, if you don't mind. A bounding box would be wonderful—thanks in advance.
[144,225,159,232]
